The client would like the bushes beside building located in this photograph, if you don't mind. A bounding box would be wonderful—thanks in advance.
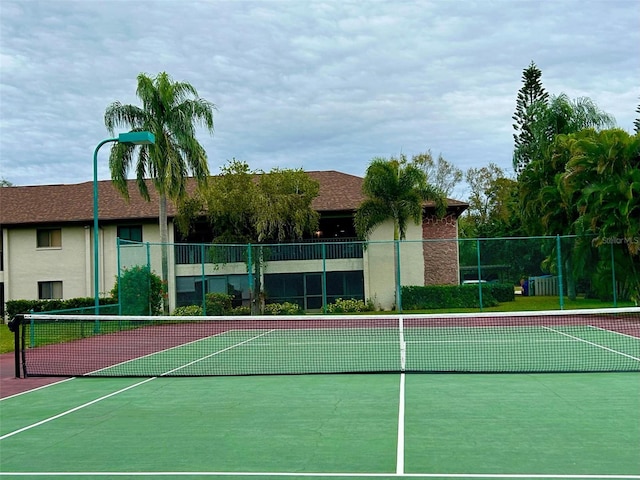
[401,283,514,310]
[5,297,118,319]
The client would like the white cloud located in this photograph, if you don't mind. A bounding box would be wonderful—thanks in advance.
[1,0,638,199]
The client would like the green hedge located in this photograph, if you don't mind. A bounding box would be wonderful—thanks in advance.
[111,265,165,316]
[401,283,514,310]
[205,293,233,315]
[483,283,515,303]
[5,297,119,319]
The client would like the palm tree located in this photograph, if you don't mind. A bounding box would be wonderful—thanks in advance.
[105,72,216,313]
[518,94,616,299]
[355,155,446,310]
[355,156,445,241]
[560,128,640,302]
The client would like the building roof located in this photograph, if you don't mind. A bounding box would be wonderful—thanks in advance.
[0,170,467,226]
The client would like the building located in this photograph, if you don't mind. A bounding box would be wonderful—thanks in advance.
[0,171,468,316]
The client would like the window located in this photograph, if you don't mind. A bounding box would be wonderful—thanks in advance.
[38,281,63,299]
[175,274,251,308]
[37,228,62,248]
[264,271,365,310]
[118,225,143,243]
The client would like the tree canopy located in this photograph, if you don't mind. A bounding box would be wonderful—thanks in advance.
[558,128,640,301]
[512,61,549,174]
[411,150,462,197]
[177,159,320,244]
[518,94,616,237]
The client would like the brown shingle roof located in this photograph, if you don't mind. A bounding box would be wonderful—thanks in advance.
[0,170,467,226]
[0,181,162,226]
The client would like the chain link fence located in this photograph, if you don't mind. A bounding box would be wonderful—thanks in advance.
[116,235,639,314]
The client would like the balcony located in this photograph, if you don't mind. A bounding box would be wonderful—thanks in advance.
[175,238,364,265]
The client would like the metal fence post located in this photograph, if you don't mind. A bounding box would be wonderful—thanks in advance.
[556,235,564,310]
[117,238,122,316]
[476,238,484,312]
[322,243,327,313]
[610,242,618,307]
[201,243,207,315]
[396,240,402,313]
[247,243,254,312]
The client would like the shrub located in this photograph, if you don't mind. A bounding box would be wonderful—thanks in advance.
[365,298,378,311]
[5,297,118,319]
[326,298,367,313]
[230,306,251,316]
[484,283,515,302]
[205,293,233,315]
[401,284,499,310]
[111,265,165,316]
[172,305,203,316]
[263,302,302,315]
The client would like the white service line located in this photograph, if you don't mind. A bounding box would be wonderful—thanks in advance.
[89,331,229,374]
[587,324,640,341]
[162,329,276,375]
[542,326,640,362]
[0,331,274,440]
[0,377,156,440]
[0,377,76,402]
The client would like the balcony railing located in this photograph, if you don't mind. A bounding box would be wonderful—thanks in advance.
[175,239,363,265]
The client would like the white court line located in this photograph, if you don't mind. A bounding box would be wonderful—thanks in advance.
[396,373,406,475]
[0,331,274,440]
[89,330,230,374]
[0,471,638,478]
[408,339,572,344]
[542,326,640,362]
[162,329,276,375]
[0,377,157,440]
[91,329,274,375]
[588,324,640,341]
[0,377,76,402]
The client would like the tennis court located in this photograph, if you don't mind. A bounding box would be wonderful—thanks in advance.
[1,309,639,479]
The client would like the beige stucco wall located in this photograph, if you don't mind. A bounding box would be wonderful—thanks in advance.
[3,226,92,301]
[2,221,169,308]
[362,220,426,310]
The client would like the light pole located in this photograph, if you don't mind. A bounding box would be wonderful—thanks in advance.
[93,132,155,315]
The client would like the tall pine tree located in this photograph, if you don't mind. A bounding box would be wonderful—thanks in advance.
[512,61,549,174]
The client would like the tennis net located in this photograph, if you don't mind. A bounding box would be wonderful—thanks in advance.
[13,308,640,377]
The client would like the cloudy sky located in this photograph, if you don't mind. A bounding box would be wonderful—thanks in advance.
[1,0,638,200]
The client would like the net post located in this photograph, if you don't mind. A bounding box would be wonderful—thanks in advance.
[8,314,22,378]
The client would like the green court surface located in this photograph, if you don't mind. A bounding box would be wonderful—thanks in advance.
[1,372,639,479]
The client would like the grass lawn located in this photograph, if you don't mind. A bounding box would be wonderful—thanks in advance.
[1,324,13,354]
[416,294,636,314]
